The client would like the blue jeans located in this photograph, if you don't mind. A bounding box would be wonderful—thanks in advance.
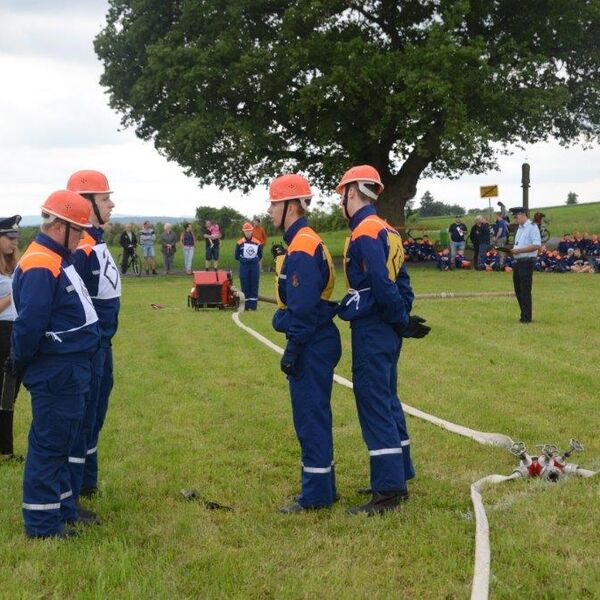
[450,241,465,259]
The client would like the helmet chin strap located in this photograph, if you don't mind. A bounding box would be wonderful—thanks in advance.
[63,220,71,249]
[342,187,351,220]
[91,197,104,226]
[279,200,289,231]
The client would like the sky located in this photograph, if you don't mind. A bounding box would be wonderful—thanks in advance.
[1,1,599,221]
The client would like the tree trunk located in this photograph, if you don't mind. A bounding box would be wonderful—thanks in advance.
[377,176,418,228]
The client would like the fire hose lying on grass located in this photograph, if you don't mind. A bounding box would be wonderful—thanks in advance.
[231,289,598,600]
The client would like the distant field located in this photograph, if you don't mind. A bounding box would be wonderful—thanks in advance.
[405,201,600,242]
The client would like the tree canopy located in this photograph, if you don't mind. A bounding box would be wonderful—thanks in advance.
[418,190,464,217]
[96,0,600,224]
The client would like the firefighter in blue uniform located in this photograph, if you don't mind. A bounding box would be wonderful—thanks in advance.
[267,173,341,513]
[235,222,262,310]
[336,165,430,515]
[12,191,100,538]
[67,170,120,500]
[61,170,120,508]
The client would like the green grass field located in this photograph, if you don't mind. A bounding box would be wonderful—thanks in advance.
[1,269,598,598]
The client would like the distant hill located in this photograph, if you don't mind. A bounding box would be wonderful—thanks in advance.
[18,214,195,227]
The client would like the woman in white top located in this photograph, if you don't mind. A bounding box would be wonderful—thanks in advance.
[0,215,22,459]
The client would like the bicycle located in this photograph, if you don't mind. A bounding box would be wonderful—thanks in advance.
[117,246,142,276]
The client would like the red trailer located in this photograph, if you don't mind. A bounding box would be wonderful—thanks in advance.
[188,270,239,310]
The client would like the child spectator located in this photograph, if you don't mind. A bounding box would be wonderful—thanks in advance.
[436,248,452,271]
[503,255,514,272]
[453,251,471,269]
[403,236,419,262]
[588,235,600,257]
[418,235,437,261]
[484,247,501,271]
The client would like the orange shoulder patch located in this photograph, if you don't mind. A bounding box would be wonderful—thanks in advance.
[18,242,61,277]
[351,216,390,241]
[237,238,246,244]
[288,227,321,256]
[76,231,96,256]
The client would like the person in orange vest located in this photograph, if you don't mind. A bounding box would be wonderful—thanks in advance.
[268,174,340,513]
[12,191,100,538]
[234,222,262,310]
[336,165,430,515]
[67,170,121,505]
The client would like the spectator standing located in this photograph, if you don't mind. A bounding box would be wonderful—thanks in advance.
[119,223,137,274]
[478,216,491,269]
[0,215,22,460]
[469,216,482,269]
[180,223,196,274]
[203,219,221,270]
[252,217,268,271]
[161,223,177,274]
[139,220,157,275]
[448,216,468,259]
[493,213,509,247]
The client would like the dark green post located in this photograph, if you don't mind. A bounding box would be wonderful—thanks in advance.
[521,163,530,210]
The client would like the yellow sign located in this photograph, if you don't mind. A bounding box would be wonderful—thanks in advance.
[480,185,499,198]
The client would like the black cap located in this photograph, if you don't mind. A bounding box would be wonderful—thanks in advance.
[509,206,527,215]
[0,215,21,238]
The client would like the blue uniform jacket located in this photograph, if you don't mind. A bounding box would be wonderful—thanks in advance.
[234,237,263,263]
[338,205,413,325]
[272,218,337,347]
[11,233,100,370]
[72,227,121,343]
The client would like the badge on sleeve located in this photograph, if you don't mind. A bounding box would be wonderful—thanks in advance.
[291,272,300,287]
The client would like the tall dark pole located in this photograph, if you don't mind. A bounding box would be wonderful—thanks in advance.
[521,163,530,211]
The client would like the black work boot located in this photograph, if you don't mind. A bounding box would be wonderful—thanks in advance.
[279,501,330,514]
[68,503,100,526]
[347,490,408,516]
[27,526,79,540]
[79,485,98,498]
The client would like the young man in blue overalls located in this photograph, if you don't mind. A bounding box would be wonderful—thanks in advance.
[235,222,262,310]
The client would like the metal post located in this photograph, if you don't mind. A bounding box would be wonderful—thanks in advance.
[521,163,530,210]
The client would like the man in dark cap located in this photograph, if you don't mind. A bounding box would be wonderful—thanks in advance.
[508,207,541,323]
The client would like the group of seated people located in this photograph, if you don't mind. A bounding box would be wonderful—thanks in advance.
[436,247,515,272]
[557,232,600,257]
[403,236,438,262]
[535,245,600,273]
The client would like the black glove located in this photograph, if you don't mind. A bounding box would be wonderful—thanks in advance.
[280,341,302,377]
[395,315,431,339]
[271,243,286,260]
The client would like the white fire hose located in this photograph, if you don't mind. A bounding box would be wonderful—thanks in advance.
[231,291,597,599]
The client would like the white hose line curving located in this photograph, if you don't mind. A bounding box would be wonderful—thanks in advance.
[231,303,597,599]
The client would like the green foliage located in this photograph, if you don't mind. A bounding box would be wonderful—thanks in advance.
[418,190,465,217]
[95,1,600,224]
[1,272,599,597]
[566,191,579,205]
[195,205,248,238]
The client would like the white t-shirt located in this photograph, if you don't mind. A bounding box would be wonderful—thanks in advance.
[0,272,16,321]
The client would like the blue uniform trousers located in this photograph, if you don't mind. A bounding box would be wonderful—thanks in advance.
[68,347,105,500]
[240,262,260,310]
[22,357,91,537]
[351,318,414,492]
[82,345,113,490]
[288,322,341,507]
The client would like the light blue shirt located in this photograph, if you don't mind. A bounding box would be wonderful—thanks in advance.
[0,273,17,321]
[514,220,541,259]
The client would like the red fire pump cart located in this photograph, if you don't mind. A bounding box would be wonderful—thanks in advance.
[188,270,239,310]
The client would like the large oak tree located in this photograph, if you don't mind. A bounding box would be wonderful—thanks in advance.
[96,0,600,224]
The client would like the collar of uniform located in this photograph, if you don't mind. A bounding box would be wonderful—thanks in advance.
[35,232,72,260]
[349,204,377,230]
[518,219,532,229]
[90,225,104,243]
[283,216,308,245]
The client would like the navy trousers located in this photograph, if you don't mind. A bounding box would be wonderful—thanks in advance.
[68,347,104,500]
[22,357,90,537]
[288,322,341,507]
[351,318,414,492]
[240,262,260,310]
[82,345,114,491]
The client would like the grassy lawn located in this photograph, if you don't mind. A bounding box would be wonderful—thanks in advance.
[1,269,598,598]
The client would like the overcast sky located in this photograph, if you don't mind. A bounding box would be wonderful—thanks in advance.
[1,1,599,220]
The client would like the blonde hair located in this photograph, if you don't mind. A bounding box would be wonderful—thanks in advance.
[0,241,19,275]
